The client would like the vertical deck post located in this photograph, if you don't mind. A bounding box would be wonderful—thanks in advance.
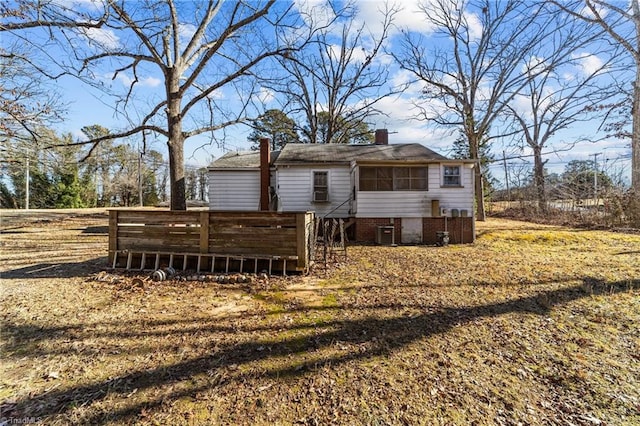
[108,210,118,265]
[199,211,209,254]
[296,213,307,272]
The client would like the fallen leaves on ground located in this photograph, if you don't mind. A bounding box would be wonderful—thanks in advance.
[1,214,639,425]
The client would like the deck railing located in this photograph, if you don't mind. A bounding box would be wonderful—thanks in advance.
[108,209,315,273]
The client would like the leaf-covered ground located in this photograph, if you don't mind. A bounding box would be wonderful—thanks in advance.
[1,212,639,425]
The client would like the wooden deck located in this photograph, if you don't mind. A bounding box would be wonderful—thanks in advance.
[108,210,315,273]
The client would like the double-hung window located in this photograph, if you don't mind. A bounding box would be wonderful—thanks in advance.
[442,165,461,186]
[313,171,329,202]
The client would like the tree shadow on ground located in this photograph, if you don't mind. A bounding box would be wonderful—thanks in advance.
[0,257,107,279]
[2,277,638,424]
[80,226,109,234]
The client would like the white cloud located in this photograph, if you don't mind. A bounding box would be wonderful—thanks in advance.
[178,23,197,40]
[522,55,547,75]
[361,94,455,152]
[327,43,369,63]
[83,27,120,50]
[509,89,554,120]
[206,89,225,100]
[293,0,336,27]
[571,52,605,76]
[53,0,104,13]
[390,69,423,94]
[462,11,483,41]
[113,73,162,88]
[140,76,162,87]
[395,0,438,33]
[580,3,609,19]
[354,0,435,37]
[256,87,275,104]
[510,93,531,117]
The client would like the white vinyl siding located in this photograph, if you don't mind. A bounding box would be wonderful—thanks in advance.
[208,170,260,211]
[428,163,474,213]
[355,163,474,218]
[277,166,352,217]
[356,192,429,218]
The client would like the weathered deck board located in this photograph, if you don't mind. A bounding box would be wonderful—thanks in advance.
[109,210,314,272]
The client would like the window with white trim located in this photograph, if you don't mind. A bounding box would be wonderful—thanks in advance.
[313,171,329,202]
[442,165,461,186]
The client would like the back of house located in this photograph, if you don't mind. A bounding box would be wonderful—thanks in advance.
[208,130,475,244]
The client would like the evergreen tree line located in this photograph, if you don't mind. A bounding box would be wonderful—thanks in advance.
[0,125,177,209]
[247,110,373,151]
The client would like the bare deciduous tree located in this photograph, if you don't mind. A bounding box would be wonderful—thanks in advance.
[393,0,579,220]
[0,1,107,31]
[3,0,310,210]
[0,2,93,145]
[504,13,621,212]
[0,45,65,142]
[553,0,639,196]
[267,2,400,145]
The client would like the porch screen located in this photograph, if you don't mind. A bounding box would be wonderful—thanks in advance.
[359,167,427,191]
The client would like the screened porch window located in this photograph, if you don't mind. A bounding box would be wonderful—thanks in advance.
[359,167,427,191]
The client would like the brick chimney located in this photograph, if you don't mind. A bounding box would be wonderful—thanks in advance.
[259,138,270,211]
[375,129,388,145]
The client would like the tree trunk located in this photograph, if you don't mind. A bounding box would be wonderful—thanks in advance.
[167,74,187,211]
[533,146,547,213]
[632,61,640,195]
[630,0,640,197]
[474,166,486,221]
[469,133,486,221]
[168,140,186,210]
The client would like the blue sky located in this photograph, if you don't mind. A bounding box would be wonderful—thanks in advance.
[11,0,633,186]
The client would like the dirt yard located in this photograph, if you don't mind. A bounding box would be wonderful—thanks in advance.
[1,209,639,425]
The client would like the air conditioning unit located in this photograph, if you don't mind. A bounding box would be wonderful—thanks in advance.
[376,226,395,245]
[440,207,449,216]
[313,190,329,202]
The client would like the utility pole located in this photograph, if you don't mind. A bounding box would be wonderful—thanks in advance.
[138,150,143,207]
[591,152,600,208]
[25,157,29,210]
[502,151,510,201]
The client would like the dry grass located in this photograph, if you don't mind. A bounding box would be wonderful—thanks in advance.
[1,212,639,425]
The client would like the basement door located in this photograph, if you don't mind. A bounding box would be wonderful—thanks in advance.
[401,218,422,244]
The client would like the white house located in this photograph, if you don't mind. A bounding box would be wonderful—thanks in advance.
[208,130,476,244]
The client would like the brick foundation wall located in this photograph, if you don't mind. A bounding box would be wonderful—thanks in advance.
[354,217,474,244]
[422,217,474,244]
[355,218,401,243]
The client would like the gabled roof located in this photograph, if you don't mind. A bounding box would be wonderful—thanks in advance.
[209,143,450,169]
[274,143,448,165]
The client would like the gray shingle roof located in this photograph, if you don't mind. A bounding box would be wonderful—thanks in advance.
[275,143,448,164]
[209,150,280,168]
[210,143,448,169]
